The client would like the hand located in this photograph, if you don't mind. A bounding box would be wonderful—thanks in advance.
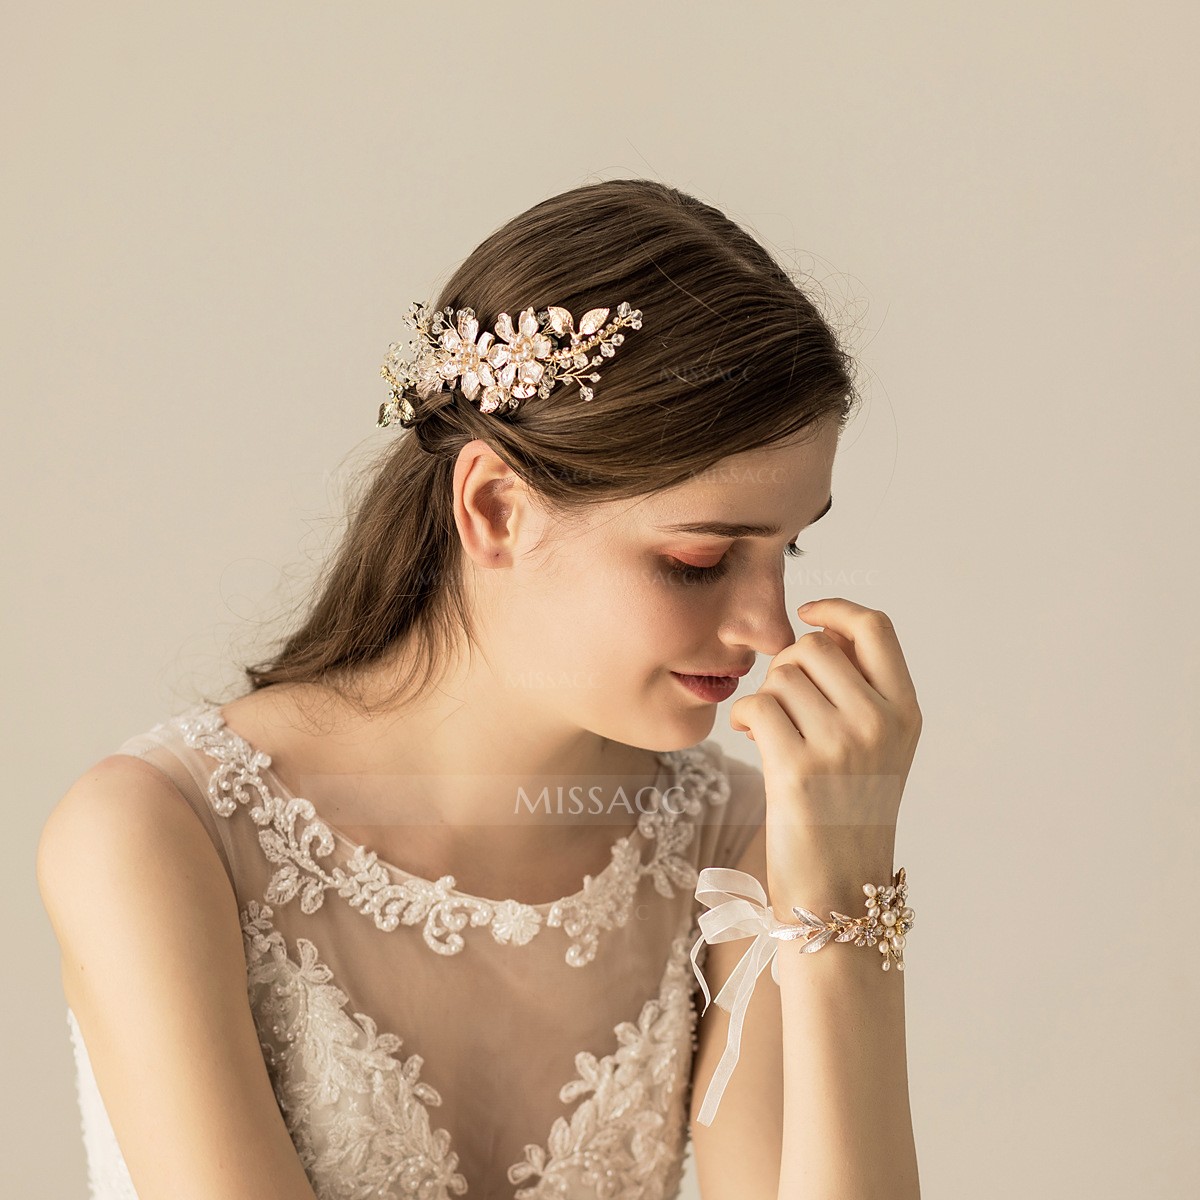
[730,598,923,889]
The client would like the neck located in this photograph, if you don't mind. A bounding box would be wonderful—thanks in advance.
[237,660,663,841]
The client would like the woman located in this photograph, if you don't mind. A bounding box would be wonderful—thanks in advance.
[37,178,922,1199]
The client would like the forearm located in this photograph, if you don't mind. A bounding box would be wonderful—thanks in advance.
[769,834,920,1199]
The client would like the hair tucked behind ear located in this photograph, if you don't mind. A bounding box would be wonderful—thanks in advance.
[225,179,860,716]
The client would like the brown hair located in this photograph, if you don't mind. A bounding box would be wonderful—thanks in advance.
[232,179,860,715]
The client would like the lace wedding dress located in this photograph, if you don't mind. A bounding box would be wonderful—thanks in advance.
[65,703,765,1199]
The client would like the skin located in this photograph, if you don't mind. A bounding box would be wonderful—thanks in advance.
[737,594,923,905]
[220,416,842,899]
[711,595,923,1200]
[215,411,924,1194]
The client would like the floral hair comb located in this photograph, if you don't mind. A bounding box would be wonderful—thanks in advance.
[377,300,644,428]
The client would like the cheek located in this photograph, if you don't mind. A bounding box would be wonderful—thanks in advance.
[609,563,717,662]
[525,549,714,671]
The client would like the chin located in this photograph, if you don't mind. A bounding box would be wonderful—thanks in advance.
[634,701,719,755]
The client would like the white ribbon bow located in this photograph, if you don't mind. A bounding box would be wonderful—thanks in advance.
[688,866,793,1128]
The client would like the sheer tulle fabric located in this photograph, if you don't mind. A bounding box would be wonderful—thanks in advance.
[66,704,765,1199]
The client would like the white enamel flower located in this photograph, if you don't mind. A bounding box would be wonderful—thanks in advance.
[486,307,556,399]
[378,298,644,428]
[435,308,498,402]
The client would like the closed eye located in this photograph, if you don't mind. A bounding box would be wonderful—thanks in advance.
[664,542,806,585]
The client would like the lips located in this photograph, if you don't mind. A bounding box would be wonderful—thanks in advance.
[671,671,744,703]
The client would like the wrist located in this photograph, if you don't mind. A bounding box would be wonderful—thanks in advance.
[766,824,898,920]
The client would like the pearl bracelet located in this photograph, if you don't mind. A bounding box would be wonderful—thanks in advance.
[689,865,915,1126]
[770,866,914,971]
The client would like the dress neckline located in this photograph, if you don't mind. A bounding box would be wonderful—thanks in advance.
[207,702,678,914]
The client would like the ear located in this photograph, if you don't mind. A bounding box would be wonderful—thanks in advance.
[453,440,524,567]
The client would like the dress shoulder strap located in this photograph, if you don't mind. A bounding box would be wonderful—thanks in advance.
[113,717,239,895]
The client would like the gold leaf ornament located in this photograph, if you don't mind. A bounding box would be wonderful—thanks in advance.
[378,298,643,428]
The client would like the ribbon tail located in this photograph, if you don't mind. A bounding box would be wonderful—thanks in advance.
[693,931,779,1127]
[689,932,714,1012]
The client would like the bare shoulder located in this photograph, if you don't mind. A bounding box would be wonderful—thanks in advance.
[36,754,319,1199]
[37,753,219,933]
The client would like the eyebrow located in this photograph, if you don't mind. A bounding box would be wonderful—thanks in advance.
[657,494,834,538]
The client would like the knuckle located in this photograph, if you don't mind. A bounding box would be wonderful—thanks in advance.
[768,652,796,681]
[894,693,922,725]
[866,608,896,632]
[801,630,835,651]
[769,661,804,681]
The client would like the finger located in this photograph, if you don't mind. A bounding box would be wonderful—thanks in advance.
[770,627,880,719]
[756,661,845,745]
[730,690,806,766]
[795,598,917,704]
[797,616,861,675]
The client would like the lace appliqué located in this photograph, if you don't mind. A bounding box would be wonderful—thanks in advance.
[241,899,701,1200]
[546,751,728,969]
[505,922,700,1200]
[176,704,730,966]
[241,900,469,1198]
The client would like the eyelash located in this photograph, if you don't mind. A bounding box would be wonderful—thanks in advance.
[665,542,806,585]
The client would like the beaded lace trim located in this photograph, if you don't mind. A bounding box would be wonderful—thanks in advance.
[240,898,699,1199]
[172,704,730,966]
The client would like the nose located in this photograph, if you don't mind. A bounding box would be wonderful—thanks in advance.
[714,565,796,661]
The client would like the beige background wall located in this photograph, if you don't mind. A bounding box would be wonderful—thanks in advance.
[5,3,1196,1197]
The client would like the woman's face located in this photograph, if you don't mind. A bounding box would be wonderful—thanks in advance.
[462,418,842,752]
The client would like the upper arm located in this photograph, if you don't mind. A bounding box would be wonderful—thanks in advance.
[36,754,320,1200]
[688,760,783,1200]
